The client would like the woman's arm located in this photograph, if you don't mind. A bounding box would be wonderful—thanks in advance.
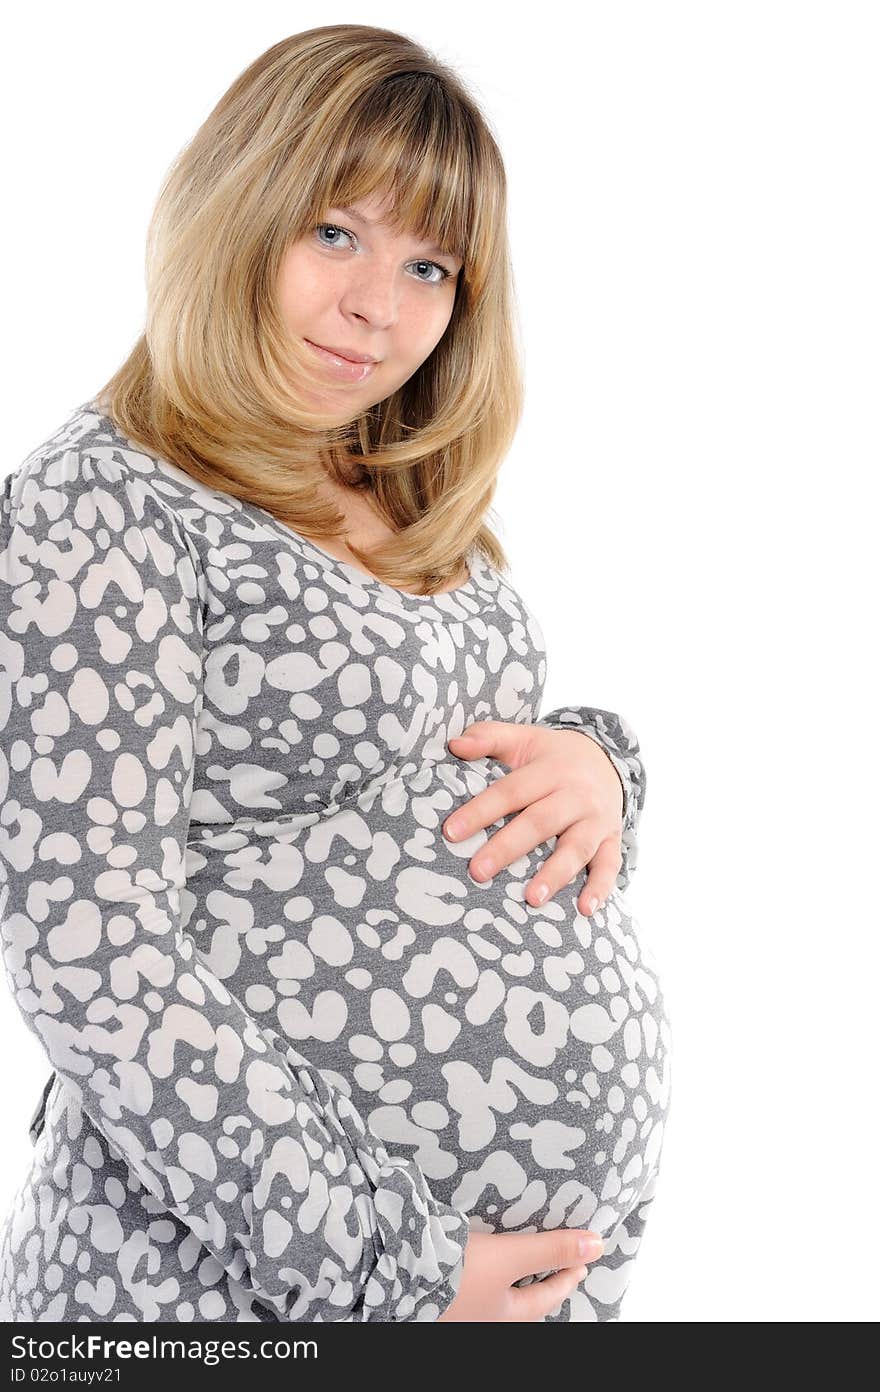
[0,460,468,1323]
[534,706,646,893]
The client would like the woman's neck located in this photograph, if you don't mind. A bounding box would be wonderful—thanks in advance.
[310,479,470,594]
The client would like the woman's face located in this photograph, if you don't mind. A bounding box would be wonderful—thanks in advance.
[277,190,463,415]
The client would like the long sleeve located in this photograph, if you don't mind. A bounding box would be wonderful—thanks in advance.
[0,459,469,1322]
[535,705,646,894]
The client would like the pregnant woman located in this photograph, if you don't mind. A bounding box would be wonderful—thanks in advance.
[0,25,671,1322]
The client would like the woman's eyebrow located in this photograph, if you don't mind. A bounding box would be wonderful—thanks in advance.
[335,204,454,259]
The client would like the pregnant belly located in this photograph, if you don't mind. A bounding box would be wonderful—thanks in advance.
[183,765,672,1247]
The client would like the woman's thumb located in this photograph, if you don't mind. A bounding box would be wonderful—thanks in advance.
[502,1228,605,1280]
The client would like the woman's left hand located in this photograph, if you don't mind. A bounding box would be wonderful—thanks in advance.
[443,721,625,915]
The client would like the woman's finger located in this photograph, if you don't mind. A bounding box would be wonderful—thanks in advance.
[528,830,622,913]
[524,819,598,907]
[442,758,567,845]
[462,790,580,884]
[575,837,624,915]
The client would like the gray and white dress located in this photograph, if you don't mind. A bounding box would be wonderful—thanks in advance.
[0,401,671,1323]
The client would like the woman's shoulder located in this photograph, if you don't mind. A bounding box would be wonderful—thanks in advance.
[3,399,220,543]
[7,398,163,499]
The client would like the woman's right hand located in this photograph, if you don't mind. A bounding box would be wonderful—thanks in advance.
[436,1229,604,1322]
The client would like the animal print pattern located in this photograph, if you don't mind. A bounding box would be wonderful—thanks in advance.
[0,401,671,1322]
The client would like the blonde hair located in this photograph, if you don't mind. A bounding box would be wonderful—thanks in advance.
[94,24,524,595]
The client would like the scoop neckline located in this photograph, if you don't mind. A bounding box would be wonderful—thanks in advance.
[261,511,487,606]
[78,398,488,608]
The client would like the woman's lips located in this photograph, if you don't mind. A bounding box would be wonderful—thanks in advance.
[304,339,378,382]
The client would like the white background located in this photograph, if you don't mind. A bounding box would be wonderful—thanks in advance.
[2,1,878,1322]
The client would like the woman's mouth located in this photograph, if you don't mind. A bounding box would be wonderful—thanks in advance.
[304,340,379,382]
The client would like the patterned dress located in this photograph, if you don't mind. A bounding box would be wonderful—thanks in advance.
[0,401,671,1322]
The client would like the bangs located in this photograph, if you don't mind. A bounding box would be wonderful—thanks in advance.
[312,73,489,267]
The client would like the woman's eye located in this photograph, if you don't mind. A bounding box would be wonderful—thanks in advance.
[314,224,451,284]
[412,259,451,285]
[315,223,355,252]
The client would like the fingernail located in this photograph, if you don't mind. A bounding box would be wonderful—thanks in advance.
[579,1234,604,1259]
[533,883,549,904]
[445,818,461,839]
[587,897,599,915]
